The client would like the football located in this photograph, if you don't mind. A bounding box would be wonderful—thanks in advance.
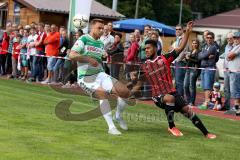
[72,14,89,29]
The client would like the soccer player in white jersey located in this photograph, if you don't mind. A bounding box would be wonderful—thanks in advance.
[69,19,131,135]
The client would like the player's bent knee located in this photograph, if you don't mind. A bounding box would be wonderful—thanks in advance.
[118,89,131,98]
[94,89,108,99]
[112,85,131,98]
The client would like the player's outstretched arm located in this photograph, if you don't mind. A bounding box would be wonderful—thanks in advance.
[175,21,193,54]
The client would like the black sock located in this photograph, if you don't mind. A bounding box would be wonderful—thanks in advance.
[190,114,209,135]
[165,105,175,129]
[234,105,239,110]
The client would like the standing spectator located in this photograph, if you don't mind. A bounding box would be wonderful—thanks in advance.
[198,32,219,109]
[9,33,21,79]
[6,24,17,74]
[184,39,201,106]
[150,31,162,56]
[201,30,220,63]
[44,23,51,35]
[52,29,69,83]
[62,30,81,88]
[42,24,60,84]
[201,30,209,49]
[223,32,234,112]
[18,27,24,36]
[138,25,152,99]
[100,25,114,74]
[125,33,139,63]
[31,22,47,82]
[134,29,141,44]
[27,27,38,76]
[107,22,115,36]
[0,30,9,75]
[100,25,114,49]
[226,32,240,116]
[173,24,188,97]
[125,33,139,80]
[107,32,124,80]
[59,26,65,35]
[138,25,151,62]
[19,29,29,80]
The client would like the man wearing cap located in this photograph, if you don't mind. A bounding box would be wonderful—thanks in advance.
[226,32,240,116]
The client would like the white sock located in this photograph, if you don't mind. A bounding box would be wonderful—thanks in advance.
[99,99,116,130]
[115,97,127,119]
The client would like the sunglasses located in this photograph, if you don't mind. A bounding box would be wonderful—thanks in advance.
[176,28,182,30]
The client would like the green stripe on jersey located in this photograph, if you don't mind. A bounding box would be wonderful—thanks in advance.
[71,34,105,79]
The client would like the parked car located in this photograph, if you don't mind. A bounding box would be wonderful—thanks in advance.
[216,54,225,79]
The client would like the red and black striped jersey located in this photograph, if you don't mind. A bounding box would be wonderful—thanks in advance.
[141,49,178,97]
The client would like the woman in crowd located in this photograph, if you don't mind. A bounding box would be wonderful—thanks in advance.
[184,39,201,106]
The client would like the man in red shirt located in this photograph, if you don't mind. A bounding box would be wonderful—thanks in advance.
[131,21,216,139]
[0,32,9,75]
[42,24,60,84]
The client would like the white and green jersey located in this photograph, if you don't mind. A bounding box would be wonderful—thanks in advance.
[71,34,105,79]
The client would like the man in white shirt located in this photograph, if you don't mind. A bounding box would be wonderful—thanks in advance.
[100,25,114,74]
[100,25,114,50]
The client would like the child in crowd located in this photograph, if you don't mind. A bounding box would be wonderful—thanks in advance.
[9,34,22,79]
[209,82,222,111]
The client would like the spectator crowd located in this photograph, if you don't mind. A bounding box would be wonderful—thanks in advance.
[0,21,239,116]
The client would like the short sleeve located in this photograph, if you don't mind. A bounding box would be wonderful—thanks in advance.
[71,37,85,54]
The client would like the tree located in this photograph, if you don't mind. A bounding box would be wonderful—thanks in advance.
[97,0,193,25]
[97,0,155,19]
[191,0,240,18]
[152,0,192,25]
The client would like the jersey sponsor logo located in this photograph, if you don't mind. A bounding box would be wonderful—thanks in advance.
[86,45,103,54]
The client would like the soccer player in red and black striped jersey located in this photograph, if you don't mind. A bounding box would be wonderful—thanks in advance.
[131,21,216,139]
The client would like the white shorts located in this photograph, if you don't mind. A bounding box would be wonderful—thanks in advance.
[78,72,117,96]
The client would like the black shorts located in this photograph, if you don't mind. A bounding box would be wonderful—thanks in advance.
[152,92,187,112]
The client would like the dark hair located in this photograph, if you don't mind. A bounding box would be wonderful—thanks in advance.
[192,39,200,44]
[151,31,159,37]
[175,24,183,29]
[192,39,200,49]
[207,32,215,38]
[145,39,157,48]
[77,29,83,35]
[38,22,44,27]
[16,33,22,38]
[115,32,122,39]
[30,27,36,30]
[144,25,151,29]
[90,18,104,26]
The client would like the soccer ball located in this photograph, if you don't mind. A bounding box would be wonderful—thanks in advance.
[72,14,89,29]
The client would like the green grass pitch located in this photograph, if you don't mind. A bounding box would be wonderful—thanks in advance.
[0,79,239,160]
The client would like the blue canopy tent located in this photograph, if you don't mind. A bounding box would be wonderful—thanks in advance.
[113,18,176,36]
